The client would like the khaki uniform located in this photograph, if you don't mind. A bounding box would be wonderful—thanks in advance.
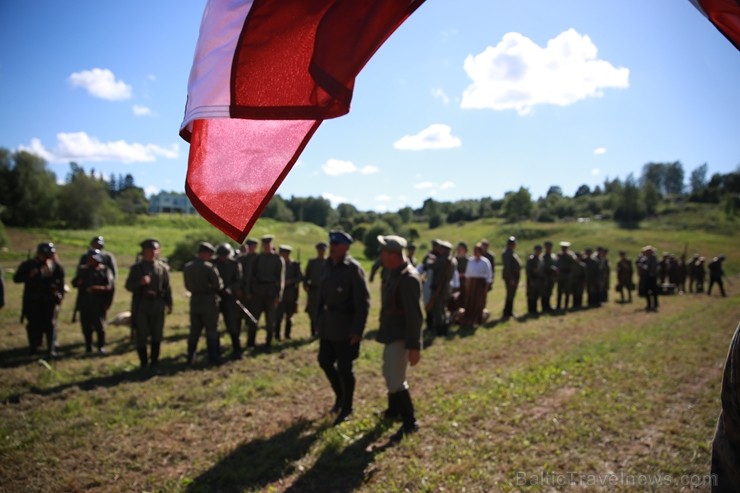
[556,251,576,309]
[215,257,243,356]
[616,257,634,302]
[73,263,113,351]
[542,251,558,311]
[501,248,521,318]
[184,257,223,362]
[303,256,324,336]
[248,252,284,347]
[276,260,301,339]
[570,257,586,309]
[526,253,545,315]
[125,259,172,360]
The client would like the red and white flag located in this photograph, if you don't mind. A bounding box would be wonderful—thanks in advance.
[180,0,425,242]
[690,0,740,50]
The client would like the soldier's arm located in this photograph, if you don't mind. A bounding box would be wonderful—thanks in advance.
[400,274,423,351]
[211,265,224,293]
[162,267,173,310]
[350,266,371,338]
[125,265,141,292]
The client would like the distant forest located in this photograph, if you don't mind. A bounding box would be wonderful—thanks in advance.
[1,147,738,238]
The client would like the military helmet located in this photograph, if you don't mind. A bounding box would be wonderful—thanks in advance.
[216,243,234,257]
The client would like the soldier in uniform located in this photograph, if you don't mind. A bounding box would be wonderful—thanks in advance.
[316,230,370,425]
[480,239,496,291]
[636,245,659,311]
[214,243,244,359]
[615,250,634,303]
[708,255,727,297]
[427,240,455,336]
[556,241,575,311]
[75,236,117,322]
[125,239,172,368]
[184,242,224,364]
[501,236,521,319]
[375,235,423,441]
[248,235,284,350]
[570,252,587,310]
[598,247,611,302]
[526,245,545,316]
[72,249,114,354]
[541,241,558,313]
[688,254,700,293]
[696,256,707,293]
[584,247,601,308]
[276,245,301,340]
[303,241,327,337]
[237,238,259,340]
[14,242,65,357]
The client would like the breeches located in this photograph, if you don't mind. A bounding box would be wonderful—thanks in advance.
[383,340,410,393]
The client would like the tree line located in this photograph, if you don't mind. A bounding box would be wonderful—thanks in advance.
[1,148,737,249]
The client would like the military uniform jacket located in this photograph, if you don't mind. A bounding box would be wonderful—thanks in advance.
[125,259,173,310]
[79,250,118,282]
[73,264,113,310]
[526,254,545,290]
[557,251,576,280]
[543,252,558,282]
[184,258,223,305]
[215,258,242,296]
[430,254,455,293]
[377,262,423,350]
[14,258,65,307]
[617,258,633,288]
[316,255,370,341]
[501,249,521,283]
[282,260,302,304]
[709,259,724,280]
[303,257,323,291]
[238,252,257,297]
[250,252,284,300]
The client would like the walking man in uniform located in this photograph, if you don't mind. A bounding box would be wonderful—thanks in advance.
[214,243,244,359]
[303,241,327,337]
[276,245,301,340]
[184,242,224,364]
[316,231,370,425]
[247,235,284,350]
[125,239,172,369]
[376,235,423,441]
[501,236,521,319]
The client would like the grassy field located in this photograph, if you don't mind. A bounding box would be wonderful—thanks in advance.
[1,212,739,492]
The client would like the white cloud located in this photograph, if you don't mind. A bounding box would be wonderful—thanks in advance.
[19,132,179,163]
[461,29,629,115]
[133,104,152,116]
[414,181,435,189]
[145,185,160,197]
[591,167,602,176]
[321,192,349,206]
[394,124,462,151]
[360,165,379,175]
[321,159,357,176]
[69,68,132,100]
[593,147,607,155]
[431,88,450,104]
[375,194,391,201]
[440,181,455,190]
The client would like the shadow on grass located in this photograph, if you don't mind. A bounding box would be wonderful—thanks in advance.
[185,418,326,493]
[284,422,388,493]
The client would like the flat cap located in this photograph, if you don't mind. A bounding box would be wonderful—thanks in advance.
[261,234,274,243]
[198,241,216,253]
[140,238,160,250]
[329,230,353,245]
[377,234,407,253]
[315,241,328,249]
[279,244,292,253]
[87,248,103,263]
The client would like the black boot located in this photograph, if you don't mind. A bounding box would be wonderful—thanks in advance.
[377,392,401,422]
[230,331,242,359]
[264,331,273,352]
[285,319,292,340]
[246,329,256,349]
[137,346,148,369]
[334,377,355,425]
[84,333,93,353]
[390,389,418,442]
[206,337,222,364]
[150,341,160,367]
[187,340,198,365]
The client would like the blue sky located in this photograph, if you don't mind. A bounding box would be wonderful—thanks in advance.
[1,0,738,213]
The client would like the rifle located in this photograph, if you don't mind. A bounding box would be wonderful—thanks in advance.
[221,288,258,324]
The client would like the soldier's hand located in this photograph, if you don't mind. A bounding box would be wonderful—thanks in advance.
[349,334,361,345]
[408,349,421,366]
[141,275,151,286]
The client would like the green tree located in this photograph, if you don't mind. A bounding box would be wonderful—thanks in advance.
[57,163,122,229]
[0,150,58,226]
[690,163,708,194]
[502,187,533,222]
[363,221,391,259]
[642,181,660,216]
[613,174,644,227]
[261,194,295,222]
[574,184,591,198]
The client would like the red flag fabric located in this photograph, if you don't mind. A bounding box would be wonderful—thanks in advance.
[690,0,740,50]
[180,0,425,242]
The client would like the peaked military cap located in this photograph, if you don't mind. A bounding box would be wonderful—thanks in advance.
[91,235,104,246]
[245,238,258,246]
[507,236,517,244]
[37,242,56,255]
[279,244,292,253]
[87,248,103,263]
[198,241,216,253]
[559,241,571,248]
[437,240,453,250]
[377,235,407,253]
[261,234,274,243]
[140,238,160,250]
[315,241,328,249]
[329,230,353,245]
